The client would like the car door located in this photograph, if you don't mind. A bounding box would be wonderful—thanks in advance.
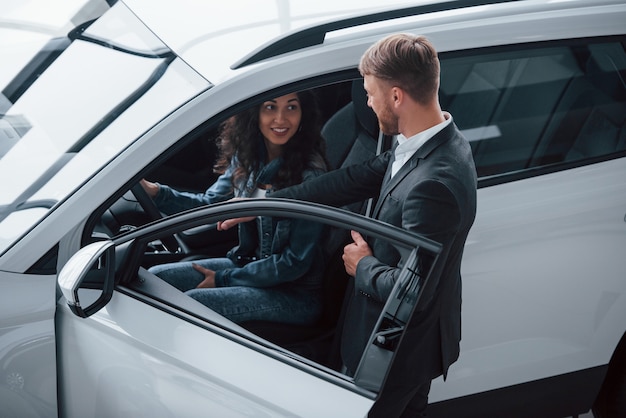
[55,198,442,417]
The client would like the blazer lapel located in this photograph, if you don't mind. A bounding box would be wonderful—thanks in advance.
[372,157,417,218]
[371,123,457,219]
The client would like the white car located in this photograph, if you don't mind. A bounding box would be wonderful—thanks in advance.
[1,0,625,416]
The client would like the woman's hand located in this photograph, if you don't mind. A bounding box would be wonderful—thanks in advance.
[140,179,159,198]
[192,263,216,288]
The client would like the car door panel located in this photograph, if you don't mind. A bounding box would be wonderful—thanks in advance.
[56,291,374,417]
[429,158,626,403]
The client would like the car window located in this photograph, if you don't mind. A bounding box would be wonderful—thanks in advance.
[440,38,626,179]
[93,81,355,242]
[0,1,210,256]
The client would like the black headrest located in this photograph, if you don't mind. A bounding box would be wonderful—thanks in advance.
[351,79,379,139]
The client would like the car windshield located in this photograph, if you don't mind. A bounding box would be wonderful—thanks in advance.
[0,0,211,255]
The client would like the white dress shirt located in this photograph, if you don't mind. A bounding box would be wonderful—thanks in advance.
[391,112,453,178]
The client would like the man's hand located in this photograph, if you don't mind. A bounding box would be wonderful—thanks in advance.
[216,197,257,230]
[342,230,373,277]
[217,216,256,231]
[192,263,217,288]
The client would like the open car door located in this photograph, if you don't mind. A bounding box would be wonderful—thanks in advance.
[56,199,441,417]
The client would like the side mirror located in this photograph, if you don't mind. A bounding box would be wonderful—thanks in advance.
[58,240,116,318]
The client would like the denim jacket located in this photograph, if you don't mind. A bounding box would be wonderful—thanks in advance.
[154,158,326,291]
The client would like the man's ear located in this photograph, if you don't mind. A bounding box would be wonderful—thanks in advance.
[391,86,404,108]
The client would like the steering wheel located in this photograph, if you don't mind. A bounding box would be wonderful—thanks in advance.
[130,183,181,253]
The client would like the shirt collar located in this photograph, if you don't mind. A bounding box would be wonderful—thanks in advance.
[391,112,452,178]
[395,112,452,157]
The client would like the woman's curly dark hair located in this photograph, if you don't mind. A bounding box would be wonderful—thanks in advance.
[214,89,328,192]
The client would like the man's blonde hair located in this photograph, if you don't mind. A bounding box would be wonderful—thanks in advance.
[359,34,440,105]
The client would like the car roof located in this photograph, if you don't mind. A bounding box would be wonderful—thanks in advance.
[121,0,425,82]
[122,1,516,80]
[122,0,626,84]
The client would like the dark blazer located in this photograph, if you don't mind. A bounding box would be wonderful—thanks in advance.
[272,121,477,386]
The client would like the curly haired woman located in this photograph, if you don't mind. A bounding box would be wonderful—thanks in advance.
[142,90,329,324]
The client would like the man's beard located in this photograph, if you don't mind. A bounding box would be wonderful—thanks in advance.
[377,103,400,136]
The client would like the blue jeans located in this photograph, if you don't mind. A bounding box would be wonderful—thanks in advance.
[148,258,323,324]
